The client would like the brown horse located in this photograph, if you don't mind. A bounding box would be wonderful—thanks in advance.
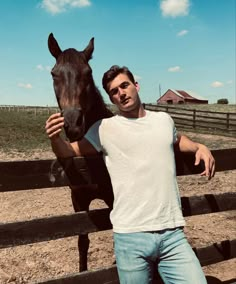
[48,33,114,271]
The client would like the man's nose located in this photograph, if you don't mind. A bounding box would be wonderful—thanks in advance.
[118,87,126,97]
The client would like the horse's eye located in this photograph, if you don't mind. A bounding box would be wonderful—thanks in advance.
[51,68,60,76]
[51,71,60,81]
[82,66,92,77]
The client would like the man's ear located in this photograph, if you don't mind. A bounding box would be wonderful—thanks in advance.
[135,82,140,92]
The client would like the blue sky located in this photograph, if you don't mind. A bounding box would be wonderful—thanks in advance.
[0,0,235,106]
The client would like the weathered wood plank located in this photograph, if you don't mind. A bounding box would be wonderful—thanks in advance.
[0,208,111,248]
[174,148,236,176]
[35,239,236,284]
[181,192,236,217]
[0,159,66,191]
[36,265,119,284]
[194,239,236,267]
[0,149,235,192]
[0,192,235,248]
[0,158,90,192]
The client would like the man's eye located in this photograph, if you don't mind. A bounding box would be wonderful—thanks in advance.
[109,88,118,96]
[120,82,129,89]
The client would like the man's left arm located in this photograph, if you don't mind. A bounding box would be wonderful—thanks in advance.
[175,134,215,179]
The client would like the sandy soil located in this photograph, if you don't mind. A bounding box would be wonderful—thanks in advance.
[0,132,235,283]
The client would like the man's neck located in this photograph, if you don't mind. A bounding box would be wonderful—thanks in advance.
[120,106,146,119]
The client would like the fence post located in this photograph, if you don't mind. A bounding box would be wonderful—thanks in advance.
[226,113,230,130]
[193,109,196,129]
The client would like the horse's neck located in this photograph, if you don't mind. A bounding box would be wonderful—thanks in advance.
[85,87,113,131]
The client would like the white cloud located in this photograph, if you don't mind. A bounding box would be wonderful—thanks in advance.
[211,81,224,88]
[40,0,91,15]
[18,83,33,89]
[226,80,233,85]
[36,64,51,71]
[71,0,91,7]
[36,64,44,71]
[168,66,182,72]
[177,29,188,36]
[160,0,190,17]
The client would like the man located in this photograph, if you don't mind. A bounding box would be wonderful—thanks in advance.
[46,65,215,284]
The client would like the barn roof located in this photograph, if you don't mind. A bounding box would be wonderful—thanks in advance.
[176,90,194,99]
[169,89,208,101]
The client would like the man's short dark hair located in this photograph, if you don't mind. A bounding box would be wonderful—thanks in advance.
[102,65,135,94]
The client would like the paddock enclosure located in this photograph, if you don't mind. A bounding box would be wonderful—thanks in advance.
[144,104,236,137]
[0,147,236,284]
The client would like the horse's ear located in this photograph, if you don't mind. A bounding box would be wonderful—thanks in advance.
[83,37,94,61]
[48,33,62,59]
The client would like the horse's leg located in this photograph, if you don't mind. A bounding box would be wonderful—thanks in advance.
[70,186,93,272]
[78,234,90,271]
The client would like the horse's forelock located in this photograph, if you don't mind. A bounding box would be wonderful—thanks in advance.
[58,48,87,65]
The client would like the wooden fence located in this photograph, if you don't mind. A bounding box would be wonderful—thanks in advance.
[1,104,236,136]
[0,149,236,283]
[144,104,236,136]
[0,105,59,115]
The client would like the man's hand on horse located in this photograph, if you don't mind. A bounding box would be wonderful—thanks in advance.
[45,113,64,139]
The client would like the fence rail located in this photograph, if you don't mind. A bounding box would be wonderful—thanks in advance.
[1,104,236,136]
[0,148,236,283]
[144,104,236,135]
[0,105,59,115]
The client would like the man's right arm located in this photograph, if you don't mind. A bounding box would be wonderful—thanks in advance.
[45,113,98,158]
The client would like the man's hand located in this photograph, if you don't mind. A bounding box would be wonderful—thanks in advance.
[195,144,215,179]
[45,112,98,158]
[176,134,215,179]
[45,113,64,140]
[45,113,77,158]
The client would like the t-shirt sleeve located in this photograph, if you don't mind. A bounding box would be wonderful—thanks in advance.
[84,120,103,152]
[165,112,178,143]
[173,125,178,143]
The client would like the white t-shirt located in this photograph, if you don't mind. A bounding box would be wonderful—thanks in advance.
[85,110,185,233]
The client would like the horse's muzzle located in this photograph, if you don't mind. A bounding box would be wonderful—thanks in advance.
[61,108,85,142]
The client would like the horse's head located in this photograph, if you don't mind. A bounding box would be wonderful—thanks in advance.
[48,33,95,142]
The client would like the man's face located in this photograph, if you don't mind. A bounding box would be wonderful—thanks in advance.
[107,73,140,113]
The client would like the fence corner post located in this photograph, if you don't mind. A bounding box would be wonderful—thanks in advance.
[226,113,230,130]
[193,109,196,129]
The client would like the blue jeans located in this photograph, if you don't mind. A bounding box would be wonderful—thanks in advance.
[113,228,207,284]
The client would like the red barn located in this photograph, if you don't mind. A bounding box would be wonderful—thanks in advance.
[157,89,208,104]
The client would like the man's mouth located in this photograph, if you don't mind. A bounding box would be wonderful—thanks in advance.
[121,98,130,105]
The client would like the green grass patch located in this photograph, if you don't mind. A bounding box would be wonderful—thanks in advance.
[0,111,51,152]
[0,104,235,153]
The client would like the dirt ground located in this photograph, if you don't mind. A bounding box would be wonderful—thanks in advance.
[0,132,235,284]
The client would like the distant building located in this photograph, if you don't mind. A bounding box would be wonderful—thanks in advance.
[157,89,208,104]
